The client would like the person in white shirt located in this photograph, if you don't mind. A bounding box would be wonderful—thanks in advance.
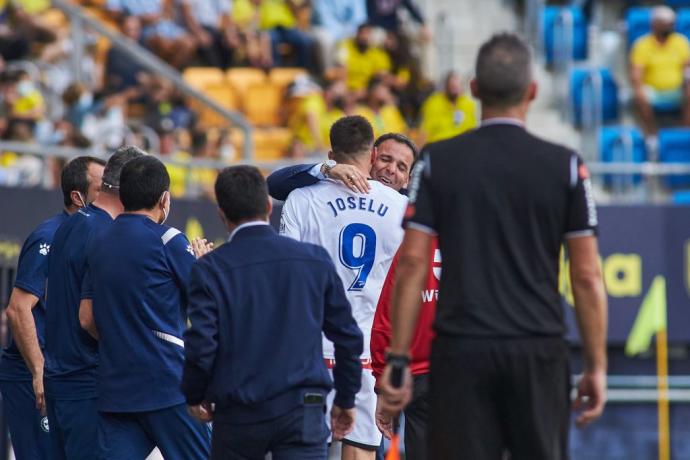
[280,116,408,460]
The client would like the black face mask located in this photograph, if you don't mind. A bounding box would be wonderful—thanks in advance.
[657,29,673,41]
[356,40,368,52]
[333,96,346,110]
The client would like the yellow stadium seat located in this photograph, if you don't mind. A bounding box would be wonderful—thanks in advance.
[226,68,267,94]
[254,128,291,161]
[183,67,225,91]
[242,83,284,126]
[197,83,239,127]
[269,67,308,91]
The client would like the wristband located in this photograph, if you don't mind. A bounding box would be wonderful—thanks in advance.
[385,351,411,366]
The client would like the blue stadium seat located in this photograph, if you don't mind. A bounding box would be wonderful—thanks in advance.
[658,128,690,188]
[570,67,619,128]
[676,8,690,40]
[599,126,647,186]
[672,190,690,203]
[542,6,588,65]
[626,8,652,48]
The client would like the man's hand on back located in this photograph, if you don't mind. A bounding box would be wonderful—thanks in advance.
[330,405,356,440]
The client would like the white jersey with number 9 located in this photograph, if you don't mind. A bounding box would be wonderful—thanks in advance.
[280,179,407,359]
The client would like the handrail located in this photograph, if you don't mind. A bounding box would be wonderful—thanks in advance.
[0,141,300,171]
[50,0,254,160]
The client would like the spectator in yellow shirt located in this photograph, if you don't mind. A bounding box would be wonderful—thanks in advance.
[10,70,45,122]
[337,23,392,97]
[420,71,478,143]
[259,0,314,69]
[286,76,327,157]
[356,76,407,137]
[630,6,690,136]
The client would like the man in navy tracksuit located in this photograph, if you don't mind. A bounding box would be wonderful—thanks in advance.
[0,156,105,460]
[182,166,364,460]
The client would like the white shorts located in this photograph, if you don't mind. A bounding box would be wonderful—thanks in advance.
[326,367,381,450]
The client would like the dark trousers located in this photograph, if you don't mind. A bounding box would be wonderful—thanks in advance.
[405,374,429,460]
[428,336,571,460]
[0,379,51,460]
[198,26,234,69]
[46,396,98,460]
[98,403,211,459]
[268,27,314,69]
[211,402,329,460]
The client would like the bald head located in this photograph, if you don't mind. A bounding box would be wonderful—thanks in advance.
[652,6,675,40]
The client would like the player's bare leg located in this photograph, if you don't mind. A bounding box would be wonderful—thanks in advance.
[341,444,376,460]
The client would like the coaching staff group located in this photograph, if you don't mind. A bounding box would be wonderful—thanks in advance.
[380,33,608,460]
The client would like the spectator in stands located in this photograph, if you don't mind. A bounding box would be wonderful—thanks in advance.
[105,15,149,93]
[180,0,239,68]
[366,0,430,39]
[630,6,690,137]
[230,0,273,68]
[321,80,352,143]
[420,71,478,143]
[0,0,58,62]
[337,23,392,97]
[9,70,45,124]
[258,0,314,70]
[311,0,366,69]
[106,0,196,69]
[287,76,327,157]
[357,76,407,137]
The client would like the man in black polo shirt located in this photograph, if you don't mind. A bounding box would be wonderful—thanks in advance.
[379,33,608,459]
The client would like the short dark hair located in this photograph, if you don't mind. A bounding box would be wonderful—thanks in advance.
[475,33,532,108]
[60,156,106,207]
[102,145,146,193]
[374,133,419,162]
[215,166,269,223]
[120,156,170,212]
[329,115,374,161]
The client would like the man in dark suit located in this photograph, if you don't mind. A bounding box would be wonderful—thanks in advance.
[182,166,364,460]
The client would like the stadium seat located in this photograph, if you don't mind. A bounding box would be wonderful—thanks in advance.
[182,67,225,90]
[243,83,284,126]
[676,8,690,40]
[542,6,588,65]
[672,190,690,203]
[625,8,652,48]
[570,67,619,128]
[197,83,239,126]
[599,126,647,186]
[226,68,267,94]
[658,128,690,188]
[269,68,308,91]
[253,128,292,161]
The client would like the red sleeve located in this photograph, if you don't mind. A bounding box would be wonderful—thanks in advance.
[370,250,400,386]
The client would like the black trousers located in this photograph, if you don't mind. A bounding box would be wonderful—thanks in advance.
[428,336,571,460]
[404,374,429,460]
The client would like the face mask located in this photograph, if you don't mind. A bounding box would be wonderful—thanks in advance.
[17,80,34,97]
[158,191,170,225]
[76,192,87,208]
[333,96,346,110]
[78,92,93,109]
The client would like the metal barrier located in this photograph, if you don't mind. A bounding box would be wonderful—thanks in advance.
[580,68,604,163]
[50,0,254,160]
[553,8,575,119]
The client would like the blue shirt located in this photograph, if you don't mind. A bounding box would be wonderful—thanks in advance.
[312,0,366,41]
[182,224,363,423]
[0,211,68,381]
[91,214,196,412]
[44,204,113,400]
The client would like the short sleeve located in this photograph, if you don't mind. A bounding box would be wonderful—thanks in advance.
[13,233,50,298]
[404,151,437,235]
[279,191,304,240]
[565,154,598,239]
[630,38,648,67]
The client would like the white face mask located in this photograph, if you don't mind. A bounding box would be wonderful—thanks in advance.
[76,191,87,208]
[158,192,170,225]
[17,80,34,97]
[78,92,93,109]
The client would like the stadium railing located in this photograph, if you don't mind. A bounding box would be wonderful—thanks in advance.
[50,0,255,160]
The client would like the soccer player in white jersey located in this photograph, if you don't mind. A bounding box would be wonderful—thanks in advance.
[280,116,408,460]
